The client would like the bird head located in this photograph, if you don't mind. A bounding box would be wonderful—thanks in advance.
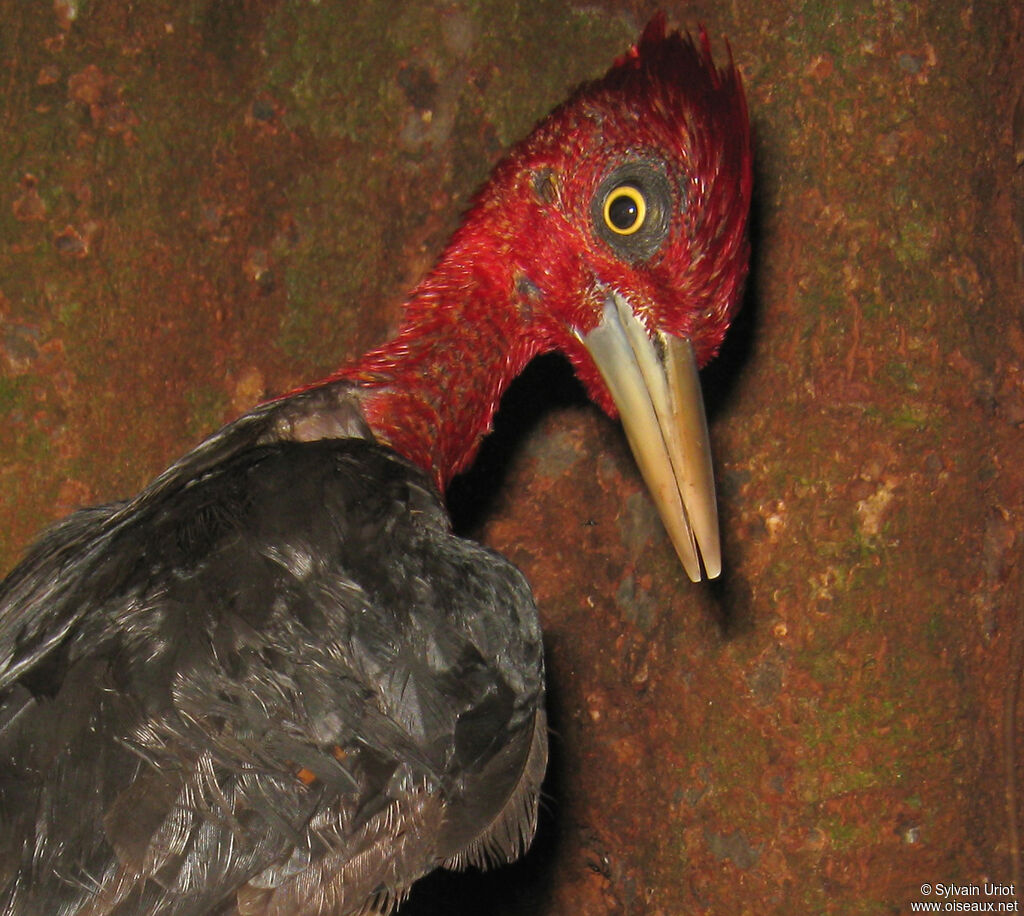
[345,16,751,582]
[483,16,753,580]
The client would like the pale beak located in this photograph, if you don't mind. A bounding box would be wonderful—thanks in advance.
[581,293,720,581]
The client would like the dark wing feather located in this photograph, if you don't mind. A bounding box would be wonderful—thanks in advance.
[0,402,546,916]
[0,382,370,693]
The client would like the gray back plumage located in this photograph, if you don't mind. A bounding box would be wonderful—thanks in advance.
[0,388,546,915]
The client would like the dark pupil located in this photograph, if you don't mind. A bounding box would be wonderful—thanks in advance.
[608,194,638,230]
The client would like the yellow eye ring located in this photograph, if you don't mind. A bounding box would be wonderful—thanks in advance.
[602,184,646,235]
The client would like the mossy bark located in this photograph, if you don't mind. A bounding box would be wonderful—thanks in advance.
[1,1,1020,912]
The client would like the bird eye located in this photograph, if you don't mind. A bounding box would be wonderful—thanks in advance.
[591,161,674,262]
[603,185,647,235]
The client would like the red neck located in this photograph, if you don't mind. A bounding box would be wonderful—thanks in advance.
[303,146,591,490]
[330,220,552,490]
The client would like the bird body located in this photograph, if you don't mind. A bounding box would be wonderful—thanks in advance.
[0,393,546,916]
[0,17,751,916]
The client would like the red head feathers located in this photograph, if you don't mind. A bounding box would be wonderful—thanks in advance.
[342,15,753,579]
